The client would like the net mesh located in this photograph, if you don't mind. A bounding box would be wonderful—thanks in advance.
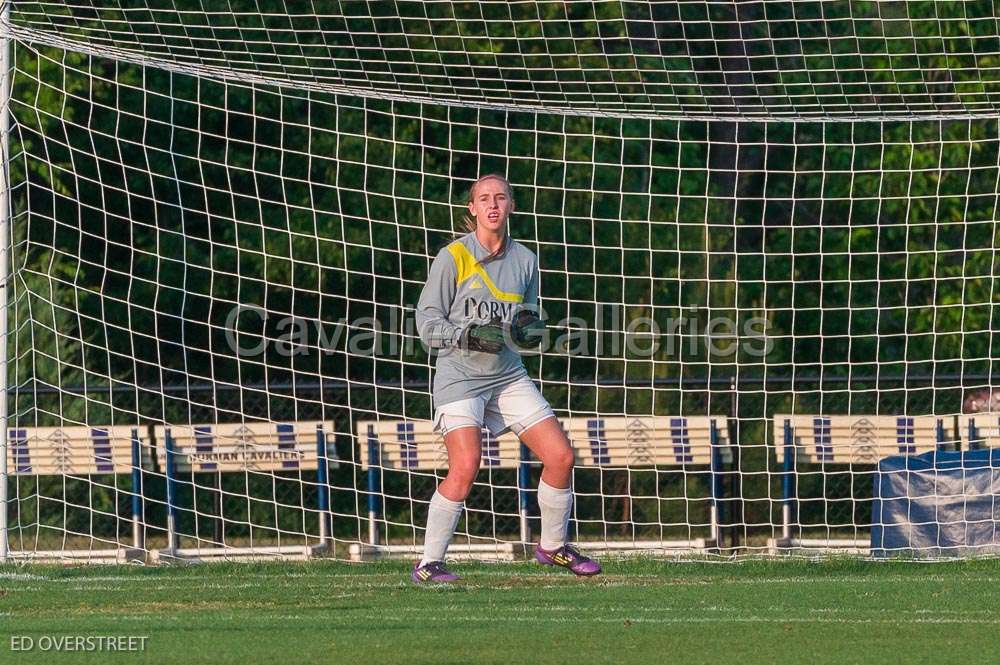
[8,1,1000,120]
[2,1,999,561]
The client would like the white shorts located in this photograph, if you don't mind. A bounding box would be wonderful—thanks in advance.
[433,375,555,437]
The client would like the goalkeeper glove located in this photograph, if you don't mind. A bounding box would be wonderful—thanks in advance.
[461,317,505,353]
[510,309,545,349]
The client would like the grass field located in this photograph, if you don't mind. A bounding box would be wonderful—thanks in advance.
[2,557,999,664]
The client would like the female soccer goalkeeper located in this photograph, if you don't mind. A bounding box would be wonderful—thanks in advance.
[412,173,601,583]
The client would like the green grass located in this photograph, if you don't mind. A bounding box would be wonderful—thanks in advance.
[2,558,999,664]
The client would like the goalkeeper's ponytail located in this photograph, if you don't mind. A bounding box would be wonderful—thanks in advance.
[459,173,513,265]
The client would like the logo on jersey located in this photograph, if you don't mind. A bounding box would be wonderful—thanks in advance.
[464,297,515,321]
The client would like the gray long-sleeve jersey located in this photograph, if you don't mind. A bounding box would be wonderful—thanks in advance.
[416,232,539,408]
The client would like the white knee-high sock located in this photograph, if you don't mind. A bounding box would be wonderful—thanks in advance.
[537,479,573,551]
[420,490,464,566]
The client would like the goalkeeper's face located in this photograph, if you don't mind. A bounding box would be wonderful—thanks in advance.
[468,177,514,234]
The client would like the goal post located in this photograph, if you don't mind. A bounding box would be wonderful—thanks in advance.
[0,0,10,564]
[1,1,999,562]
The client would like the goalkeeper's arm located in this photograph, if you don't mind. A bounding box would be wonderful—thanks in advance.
[510,260,544,350]
[415,247,463,349]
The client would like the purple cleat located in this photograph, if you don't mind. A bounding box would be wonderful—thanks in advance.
[535,544,601,576]
[411,560,460,584]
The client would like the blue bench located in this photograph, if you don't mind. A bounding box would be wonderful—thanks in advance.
[771,414,952,552]
[5,425,152,562]
[354,415,731,560]
[151,421,336,561]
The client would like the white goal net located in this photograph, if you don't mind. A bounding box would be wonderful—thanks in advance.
[2,1,999,562]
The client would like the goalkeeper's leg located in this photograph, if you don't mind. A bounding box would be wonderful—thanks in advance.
[513,410,601,577]
[413,417,482,583]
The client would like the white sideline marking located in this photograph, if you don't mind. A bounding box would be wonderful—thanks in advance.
[25,572,1000,584]
[718,575,1000,585]
[376,603,999,615]
[8,572,1000,598]
[0,572,47,581]
[356,613,1000,626]
[59,582,269,593]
